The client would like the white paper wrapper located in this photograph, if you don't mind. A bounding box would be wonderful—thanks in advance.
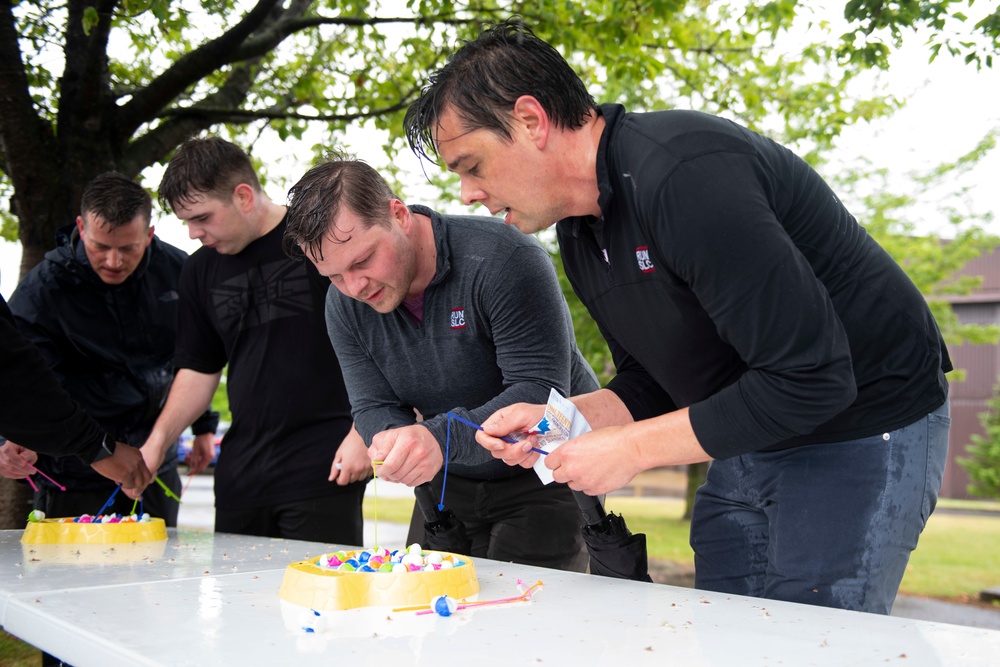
[508,388,592,485]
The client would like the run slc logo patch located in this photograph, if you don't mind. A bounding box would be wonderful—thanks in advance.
[450,307,467,330]
[636,246,655,274]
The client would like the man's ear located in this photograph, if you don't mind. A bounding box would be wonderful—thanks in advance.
[75,215,86,235]
[512,95,551,149]
[232,183,256,212]
[389,198,411,229]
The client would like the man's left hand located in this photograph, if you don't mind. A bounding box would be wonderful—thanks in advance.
[186,433,216,475]
[329,425,372,485]
[545,425,643,496]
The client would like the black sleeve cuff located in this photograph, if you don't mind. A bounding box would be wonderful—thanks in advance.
[77,430,115,464]
[190,410,220,436]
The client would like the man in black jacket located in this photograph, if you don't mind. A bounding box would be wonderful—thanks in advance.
[404,20,952,615]
[0,293,151,491]
[0,172,216,525]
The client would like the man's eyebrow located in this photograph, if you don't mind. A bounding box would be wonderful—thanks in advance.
[444,153,470,172]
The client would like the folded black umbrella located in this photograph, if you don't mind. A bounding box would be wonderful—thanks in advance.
[413,482,473,555]
[412,481,649,580]
[573,490,653,582]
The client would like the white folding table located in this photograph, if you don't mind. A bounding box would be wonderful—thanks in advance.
[2,529,998,666]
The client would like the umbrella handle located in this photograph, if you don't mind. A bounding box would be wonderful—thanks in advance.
[571,490,607,526]
[413,483,442,521]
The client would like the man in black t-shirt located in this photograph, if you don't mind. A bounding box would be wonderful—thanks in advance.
[139,138,369,543]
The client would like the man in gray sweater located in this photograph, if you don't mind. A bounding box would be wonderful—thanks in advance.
[285,157,597,571]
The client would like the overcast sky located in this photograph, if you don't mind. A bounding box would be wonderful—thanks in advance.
[3,9,998,299]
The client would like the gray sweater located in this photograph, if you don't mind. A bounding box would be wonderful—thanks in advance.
[326,205,599,479]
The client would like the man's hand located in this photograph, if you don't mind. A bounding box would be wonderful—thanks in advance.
[91,442,152,494]
[329,425,372,486]
[540,425,642,496]
[0,441,38,479]
[544,408,711,496]
[186,433,216,475]
[476,402,547,467]
[368,424,443,487]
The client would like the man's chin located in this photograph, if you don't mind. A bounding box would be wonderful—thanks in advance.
[98,272,128,285]
[509,216,540,235]
[367,292,404,314]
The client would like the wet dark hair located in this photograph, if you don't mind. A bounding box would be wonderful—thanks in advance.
[283,154,399,261]
[80,172,152,229]
[404,17,596,163]
[158,137,261,210]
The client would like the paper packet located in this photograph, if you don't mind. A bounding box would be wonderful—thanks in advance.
[509,388,591,485]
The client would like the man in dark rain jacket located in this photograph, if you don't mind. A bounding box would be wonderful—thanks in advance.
[0,172,216,525]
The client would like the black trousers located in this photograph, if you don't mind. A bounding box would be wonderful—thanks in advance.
[214,483,365,545]
[407,471,588,572]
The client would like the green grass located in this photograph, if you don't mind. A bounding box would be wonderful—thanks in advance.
[0,629,39,666]
[899,512,1000,599]
[363,496,416,525]
[938,498,1000,513]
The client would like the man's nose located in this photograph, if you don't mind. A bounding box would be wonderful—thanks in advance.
[460,179,486,206]
[344,273,369,298]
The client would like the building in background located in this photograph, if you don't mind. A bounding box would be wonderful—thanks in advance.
[944,247,1000,499]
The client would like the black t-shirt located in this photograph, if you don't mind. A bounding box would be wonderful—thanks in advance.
[174,218,353,510]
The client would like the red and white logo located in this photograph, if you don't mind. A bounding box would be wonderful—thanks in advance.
[450,307,467,329]
[636,246,655,273]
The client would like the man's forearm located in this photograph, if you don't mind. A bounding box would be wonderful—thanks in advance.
[571,388,634,430]
[146,368,222,454]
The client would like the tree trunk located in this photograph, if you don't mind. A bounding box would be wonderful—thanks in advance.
[0,478,32,529]
[682,462,709,520]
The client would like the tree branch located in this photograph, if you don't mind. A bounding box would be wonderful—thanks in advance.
[157,94,418,123]
[116,0,284,140]
[233,11,487,62]
[119,55,263,176]
[124,3,482,131]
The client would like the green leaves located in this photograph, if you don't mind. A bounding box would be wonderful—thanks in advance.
[838,0,999,70]
[2,0,996,296]
[960,391,1000,500]
[830,131,1000,353]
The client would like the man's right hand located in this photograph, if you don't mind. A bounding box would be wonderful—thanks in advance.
[91,442,152,493]
[368,424,443,487]
[478,402,548,467]
[0,441,38,479]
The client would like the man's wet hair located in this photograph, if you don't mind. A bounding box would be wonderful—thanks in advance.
[80,172,152,229]
[284,153,399,261]
[404,17,596,163]
[158,137,261,210]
